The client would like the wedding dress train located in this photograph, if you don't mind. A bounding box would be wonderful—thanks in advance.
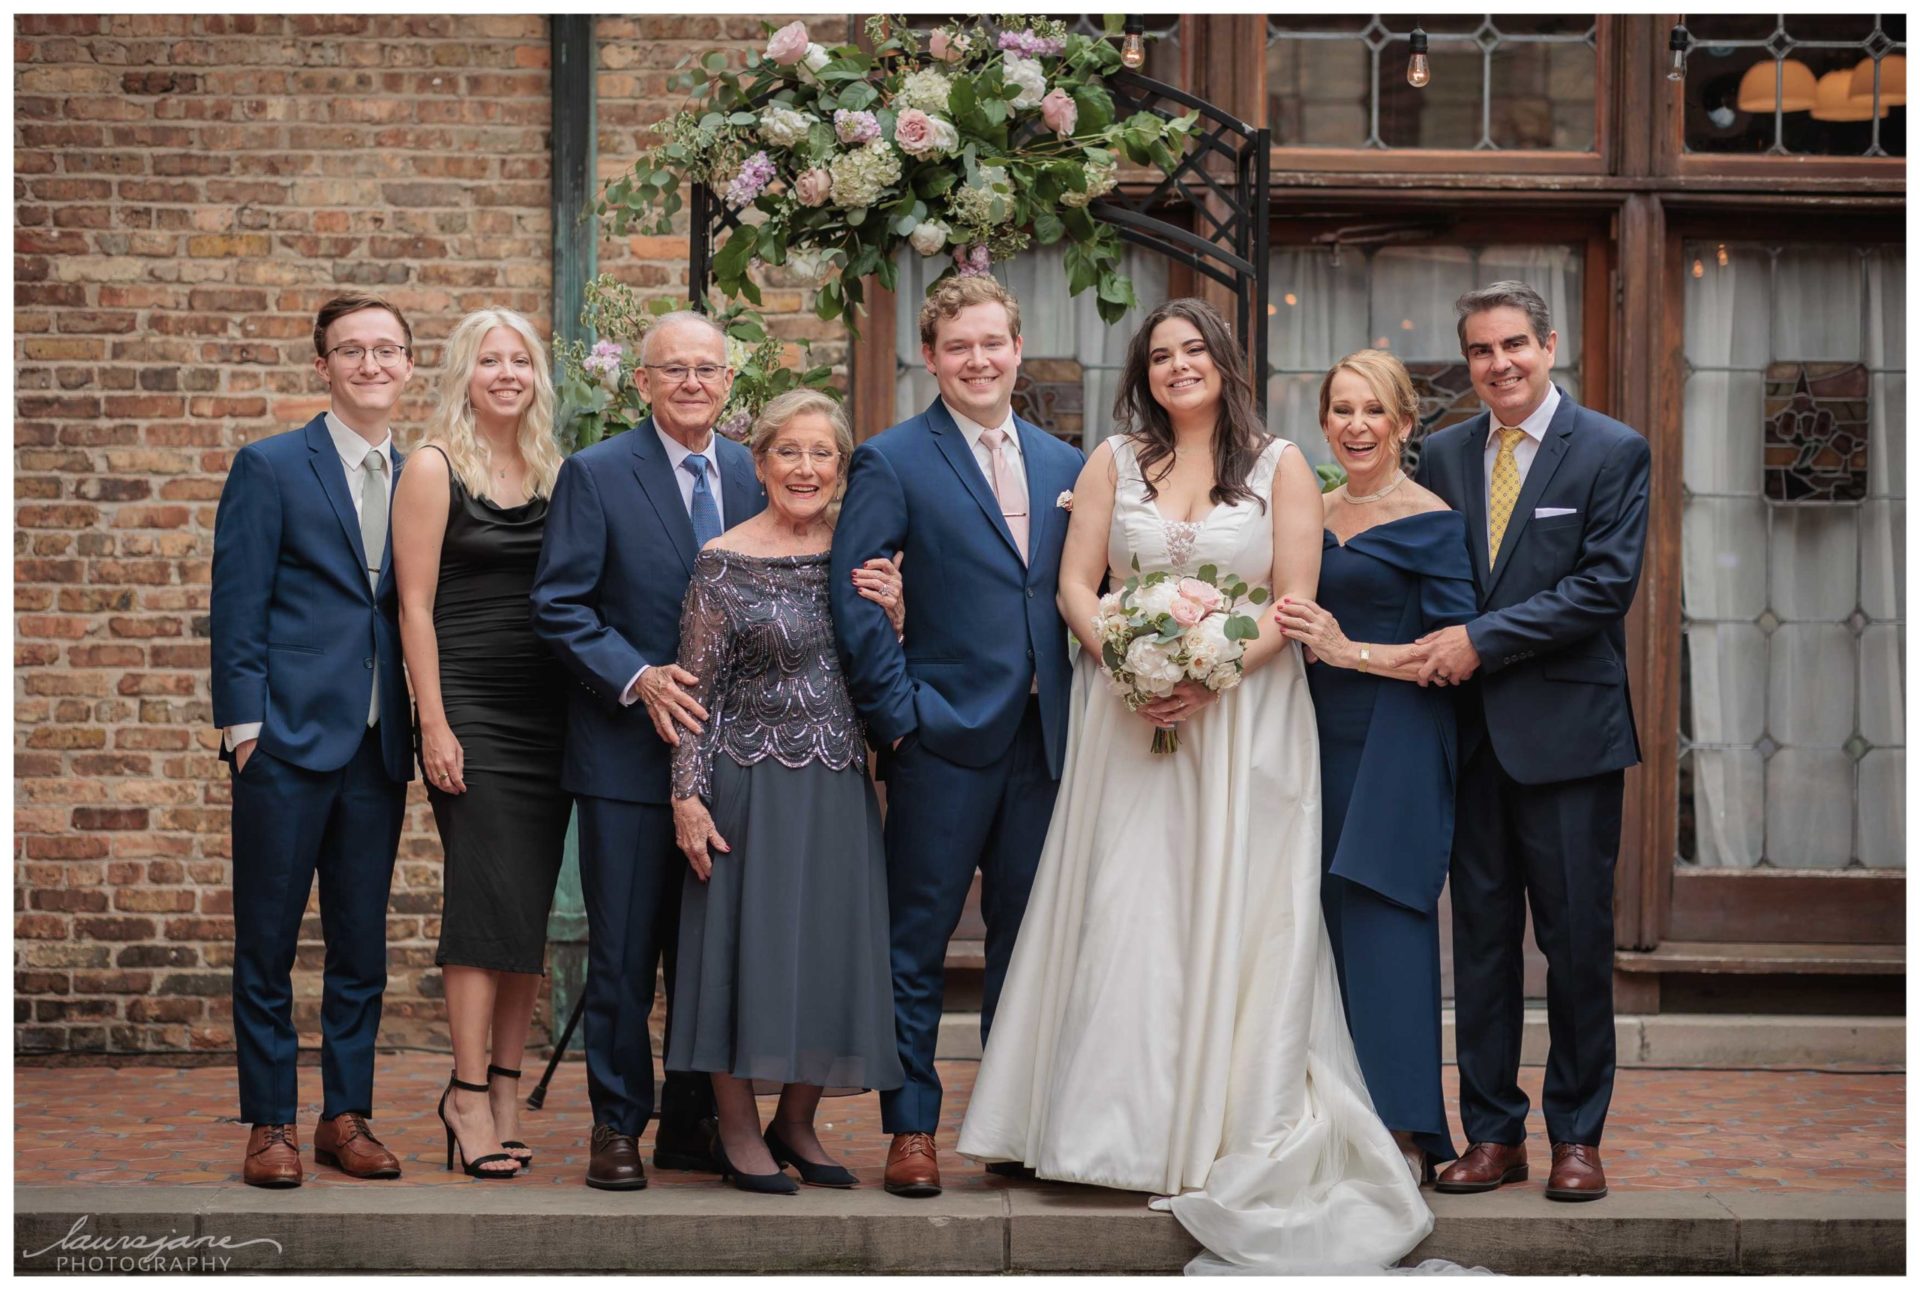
[957,437,1434,1273]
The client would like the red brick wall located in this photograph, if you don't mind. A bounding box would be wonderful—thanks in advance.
[13,14,556,1055]
[14,13,858,1058]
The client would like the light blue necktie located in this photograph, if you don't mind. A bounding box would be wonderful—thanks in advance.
[683,453,722,548]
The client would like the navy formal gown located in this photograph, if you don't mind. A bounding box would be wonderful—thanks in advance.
[1307,508,1476,1165]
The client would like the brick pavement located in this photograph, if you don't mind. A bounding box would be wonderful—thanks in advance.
[13,1052,1904,1194]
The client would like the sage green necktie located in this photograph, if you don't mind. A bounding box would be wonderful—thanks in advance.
[360,448,386,727]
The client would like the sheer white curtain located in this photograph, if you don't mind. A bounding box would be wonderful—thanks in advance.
[1264,243,1583,463]
[1681,243,1905,870]
[891,246,1168,449]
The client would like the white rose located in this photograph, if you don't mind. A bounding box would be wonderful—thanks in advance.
[1132,580,1180,622]
[785,248,834,283]
[1124,636,1183,697]
[1003,53,1048,110]
[924,115,960,154]
[907,219,950,256]
[798,43,831,85]
[757,105,814,148]
[1187,617,1245,691]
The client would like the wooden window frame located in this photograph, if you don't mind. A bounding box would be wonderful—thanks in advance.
[1635,206,1907,952]
[1262,15,1620,179]
[1652,12,1910,184]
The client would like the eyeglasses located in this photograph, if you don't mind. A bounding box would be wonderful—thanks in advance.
[767,446,840,466]
[327,344,410,368]
[645,363,729,385]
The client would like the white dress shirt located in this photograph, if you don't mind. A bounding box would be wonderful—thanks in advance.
[943,398,1024,485]
[621,425,729,706]
[1481,382,1560,524]
[224,412,394,752]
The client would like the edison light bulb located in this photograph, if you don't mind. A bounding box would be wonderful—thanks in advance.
[1407,27,1430,88]
[1121,32,1146,68]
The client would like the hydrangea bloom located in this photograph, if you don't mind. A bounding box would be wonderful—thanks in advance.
[947,165,1014,226]
[757,105,814,148]
[827,141,902,209]
[896,68,956,116]
[1060,160,1118,209]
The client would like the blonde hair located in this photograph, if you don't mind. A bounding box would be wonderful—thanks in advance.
[917,274,1022,348]
[750,389,853,522]
[1319,348,1419,451]
[422,309,563,502]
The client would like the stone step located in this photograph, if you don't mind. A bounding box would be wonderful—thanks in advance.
[15,1184,1900,1275]
[935,1009,1905,1066]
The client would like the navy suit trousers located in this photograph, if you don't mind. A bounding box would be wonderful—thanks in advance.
[574,795,712,1137]
[879,697,1057,1135]
[230,727,405,1124]
[1451,740,1624,1147]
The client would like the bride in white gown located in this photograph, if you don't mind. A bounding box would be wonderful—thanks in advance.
[956,300,1434,1273]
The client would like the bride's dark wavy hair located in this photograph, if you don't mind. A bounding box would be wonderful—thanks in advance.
[1112,297,1271,513]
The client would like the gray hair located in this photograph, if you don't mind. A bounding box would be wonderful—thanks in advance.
[1454,280,1552,354]
[640,310,728,364]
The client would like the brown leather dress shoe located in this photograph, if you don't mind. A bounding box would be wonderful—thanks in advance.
[313,1112,401,1179]
[884,1132,941,1197]
[1545,1142,1608,1202]
[586,1124,648,1191]
[243,1123,302,1189]
[1433,1141,1529,1194]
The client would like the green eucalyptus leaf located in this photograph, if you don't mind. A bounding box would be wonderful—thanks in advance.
[1224,616,1257,642]
[1247,587,1271,605]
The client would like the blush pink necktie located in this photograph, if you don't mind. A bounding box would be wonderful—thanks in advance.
[979,427,1029,565]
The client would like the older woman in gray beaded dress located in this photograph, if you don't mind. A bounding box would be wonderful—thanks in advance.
[668,389,906,1195]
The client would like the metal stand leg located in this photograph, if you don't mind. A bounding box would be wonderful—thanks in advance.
[526,992,586,1112]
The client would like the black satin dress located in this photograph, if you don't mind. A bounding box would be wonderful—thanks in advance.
[419,446,571,974]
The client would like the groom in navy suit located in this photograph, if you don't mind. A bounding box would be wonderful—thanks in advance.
[831,275,1083,1197]
[1413,281,1650,1204]
[531,313,764,1190]
[211,294,417,1187]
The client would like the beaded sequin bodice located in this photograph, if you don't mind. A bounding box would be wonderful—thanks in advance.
[669,549,865,801]
[1105,435,1288,584]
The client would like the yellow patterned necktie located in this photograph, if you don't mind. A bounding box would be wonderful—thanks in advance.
[1487,426,1527,564]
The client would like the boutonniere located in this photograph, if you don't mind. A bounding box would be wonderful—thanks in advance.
[1056,490,1074,512]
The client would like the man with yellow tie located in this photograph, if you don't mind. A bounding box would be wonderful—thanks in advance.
[1410,281,1651,1205]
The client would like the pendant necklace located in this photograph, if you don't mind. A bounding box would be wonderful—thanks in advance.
[1344,470,1406,504]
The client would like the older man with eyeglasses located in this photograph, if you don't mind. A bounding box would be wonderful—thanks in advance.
[210,294,418,1187]
[530,313,768,1190]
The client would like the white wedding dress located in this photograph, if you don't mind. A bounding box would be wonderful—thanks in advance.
[957,437,1435,1274]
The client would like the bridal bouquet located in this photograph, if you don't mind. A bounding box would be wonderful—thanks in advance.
[1094,561,1268,754]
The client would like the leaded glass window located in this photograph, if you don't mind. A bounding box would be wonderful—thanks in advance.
[1266,15,1598,151]
[1679,14,1906,157]
[1677,242,1905,870]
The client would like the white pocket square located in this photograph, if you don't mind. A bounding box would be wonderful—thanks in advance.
[1534,507,1578,518]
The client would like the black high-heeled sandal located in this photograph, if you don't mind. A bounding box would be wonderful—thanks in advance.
[437,1073,519,1179]
[487,1064,533,1168]
[764,1121,857,1188]
[714,1137,798,1195]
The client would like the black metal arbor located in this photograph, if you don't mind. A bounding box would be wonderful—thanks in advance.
[687,68,1273,405]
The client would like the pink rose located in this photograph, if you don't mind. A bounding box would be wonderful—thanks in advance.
[1176,578,1224,612]
[929,29,952,61]
[1169,596,1206,628]
[1040,87,1078,136]
[894,108,934,157]
[793,167,832,207]
[766,21,809,66]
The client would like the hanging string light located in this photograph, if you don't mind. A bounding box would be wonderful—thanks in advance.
[1121,16,1146,70]
[1667,24,1690,83]
[1406,25,1430,88]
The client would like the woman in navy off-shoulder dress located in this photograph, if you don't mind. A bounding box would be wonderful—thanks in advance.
[1276,350,1477,1184]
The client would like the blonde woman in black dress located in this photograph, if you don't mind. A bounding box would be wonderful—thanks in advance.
[393,309,570,1177]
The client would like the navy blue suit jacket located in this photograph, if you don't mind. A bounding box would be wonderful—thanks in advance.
[530,419,765,805]
[1415,386,1650,786]
[209,414,412,781]
[830,399,1083,778]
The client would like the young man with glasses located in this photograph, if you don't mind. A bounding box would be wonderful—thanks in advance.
[210,294,418,1187]
[531,312,767,1190]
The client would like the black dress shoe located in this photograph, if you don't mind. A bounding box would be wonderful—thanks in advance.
[764,1122,857,1188]
[985,1161,1038,1181]
[586,1124,647,1191]
[653,1115,721,1173]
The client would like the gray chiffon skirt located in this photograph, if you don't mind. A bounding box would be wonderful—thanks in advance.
[666,755,904,1094]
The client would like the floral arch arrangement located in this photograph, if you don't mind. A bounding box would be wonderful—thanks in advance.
[602,14,1200,331]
